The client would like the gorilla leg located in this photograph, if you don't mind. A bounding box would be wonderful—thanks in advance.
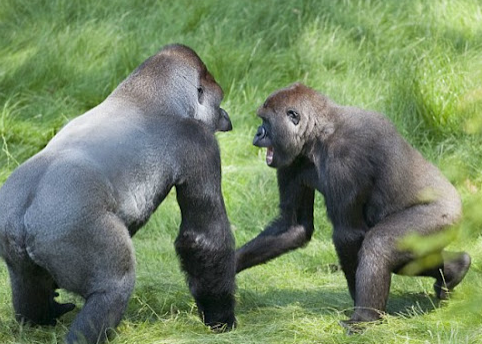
[333,228,365,302]
[412,251,471,300]
[66,233,135,343]
[8,263,75,326]
[65,284,134,344]
[31,214,136,344]
[349,204,460,322]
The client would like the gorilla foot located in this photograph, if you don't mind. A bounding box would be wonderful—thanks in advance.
[339,318,382,335]
[50,291,76,320]
[15,301,75,327]
[208,319,236,333]
[434,252,471,300]
[52,301,76,319]
[203,311,236,333]
[339,319,367,335]
[340,308,384,334]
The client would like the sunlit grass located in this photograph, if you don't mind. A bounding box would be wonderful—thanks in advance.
[1,0,481,343]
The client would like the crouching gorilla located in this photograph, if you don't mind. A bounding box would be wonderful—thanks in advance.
[0,44,235,344]
[236,83,470,327]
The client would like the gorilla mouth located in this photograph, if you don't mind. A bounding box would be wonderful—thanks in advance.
[266,147,274,165]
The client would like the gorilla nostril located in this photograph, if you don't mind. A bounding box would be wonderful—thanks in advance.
[253,126,267,146]
[256,126,266,138]
[222,109,229,119]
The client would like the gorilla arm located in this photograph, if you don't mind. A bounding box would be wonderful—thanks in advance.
[236,162,315,273]
[172,123,236,330]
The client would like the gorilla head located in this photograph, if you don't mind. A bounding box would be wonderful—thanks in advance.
[253,83,333,167]
[114,43,232,133]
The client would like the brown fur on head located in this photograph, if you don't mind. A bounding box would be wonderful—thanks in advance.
[254,83,335,167]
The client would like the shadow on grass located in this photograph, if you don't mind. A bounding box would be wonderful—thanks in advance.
[124,281,195,323]
[236,286,440,320]
[44,279,443,341]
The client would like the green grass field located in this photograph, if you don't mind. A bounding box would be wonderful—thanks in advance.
[1,0,482,343]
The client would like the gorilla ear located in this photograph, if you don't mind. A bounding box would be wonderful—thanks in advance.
[287,109,300,125]
[197,86,204,104]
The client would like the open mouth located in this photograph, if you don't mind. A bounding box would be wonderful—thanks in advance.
[266,147,274,165]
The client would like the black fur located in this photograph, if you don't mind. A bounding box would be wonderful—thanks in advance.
[0,44,236,344]
[236,83,470,325]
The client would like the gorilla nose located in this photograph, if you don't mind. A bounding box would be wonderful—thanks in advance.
[221,109,233,131]
[223,109,233,132]
[253,126,266,146]
[217,108,232,132]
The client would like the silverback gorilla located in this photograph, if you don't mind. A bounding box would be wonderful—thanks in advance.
[0,44,236,343]
[236,83,470,327]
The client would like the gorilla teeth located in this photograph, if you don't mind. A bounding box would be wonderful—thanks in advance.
[266,147,274,165]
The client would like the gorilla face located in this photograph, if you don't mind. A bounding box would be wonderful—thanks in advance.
[253,83,334,168]
[253,84,309,168]
[195,66,232,133]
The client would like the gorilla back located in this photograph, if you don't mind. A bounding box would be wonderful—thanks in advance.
[0,44,236,344]
[236,82,470,328]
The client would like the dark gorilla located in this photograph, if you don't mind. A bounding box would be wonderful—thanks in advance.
[0,44,235,344]
[236,83,470,327]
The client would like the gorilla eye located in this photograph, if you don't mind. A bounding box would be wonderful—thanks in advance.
[287,109,300,125]
[197,87,204,103]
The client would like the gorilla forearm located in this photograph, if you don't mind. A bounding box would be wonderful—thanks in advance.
[236,218,312,273]
[236,180,314,273]
[176,229,235,329]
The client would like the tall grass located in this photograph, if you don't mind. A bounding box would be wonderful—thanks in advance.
[1,0,481,343]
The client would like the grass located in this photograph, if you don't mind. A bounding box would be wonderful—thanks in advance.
[1,0,482,343]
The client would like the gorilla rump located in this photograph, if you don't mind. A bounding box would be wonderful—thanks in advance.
[0,44,235,344]
[236,82,470,326]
